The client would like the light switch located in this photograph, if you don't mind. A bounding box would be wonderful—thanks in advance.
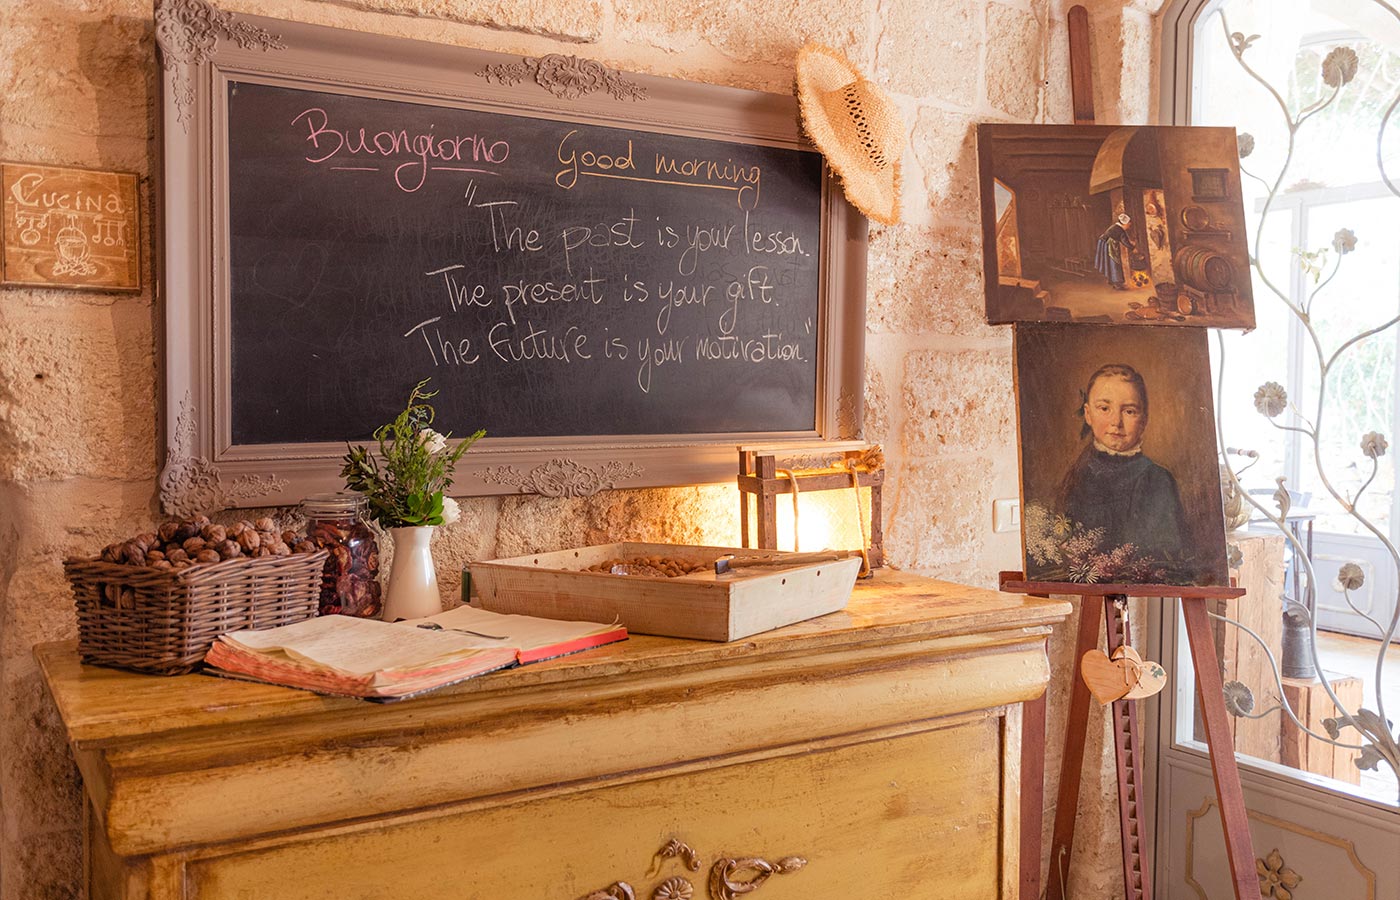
[993,498,1021,533]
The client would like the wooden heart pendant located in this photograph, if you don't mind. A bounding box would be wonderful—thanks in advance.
[1080,649,1136,704]
[1119,646,1166,700]
[1080,646,1168,704]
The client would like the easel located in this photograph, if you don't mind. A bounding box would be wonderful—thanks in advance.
[1003,574,1261,900]
[998,12,1263,899]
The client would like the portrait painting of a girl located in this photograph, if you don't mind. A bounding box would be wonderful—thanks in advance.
[1015,324,1228,587]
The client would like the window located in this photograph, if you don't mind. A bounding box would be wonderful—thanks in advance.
[1164,0,1400,804]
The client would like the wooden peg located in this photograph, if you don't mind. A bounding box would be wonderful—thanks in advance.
[1068,5,1095,124]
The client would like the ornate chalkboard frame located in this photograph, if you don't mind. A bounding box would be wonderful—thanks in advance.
[155,0,866,512]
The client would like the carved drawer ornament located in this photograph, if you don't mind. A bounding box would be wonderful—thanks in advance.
[576,840,806,900]
[651,839,702,874]
[479,54,647,102]
[482,458,643,497]
[582,884,635,900]
[155,0,285,130]
[652,877,694,900]
[708,856,806,900]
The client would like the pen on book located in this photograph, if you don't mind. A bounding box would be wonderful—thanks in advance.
[412,622,508,640]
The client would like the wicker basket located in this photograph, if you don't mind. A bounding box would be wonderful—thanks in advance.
[63,550,328,675]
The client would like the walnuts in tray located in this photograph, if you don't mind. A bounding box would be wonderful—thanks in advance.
[98,515,315,571]
[585,556,710,577]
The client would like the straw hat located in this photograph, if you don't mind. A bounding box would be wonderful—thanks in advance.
[796,43,905,225]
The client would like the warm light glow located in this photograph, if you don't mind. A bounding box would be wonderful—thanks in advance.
[747,485,873,553]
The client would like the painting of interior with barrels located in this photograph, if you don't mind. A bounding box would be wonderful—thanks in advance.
[976,124,1255,328]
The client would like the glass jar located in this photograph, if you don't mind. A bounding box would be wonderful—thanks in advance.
[301,492,382,618]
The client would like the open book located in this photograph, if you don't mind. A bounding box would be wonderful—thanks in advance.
[203,605,627,700]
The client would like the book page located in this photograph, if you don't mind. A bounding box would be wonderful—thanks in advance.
[223,615,490,676]
[410,605,620,653]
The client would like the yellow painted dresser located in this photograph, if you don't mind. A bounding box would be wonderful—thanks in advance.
[37,571,1070,900]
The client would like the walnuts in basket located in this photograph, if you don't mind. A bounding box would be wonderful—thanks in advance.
[98,515,316,571]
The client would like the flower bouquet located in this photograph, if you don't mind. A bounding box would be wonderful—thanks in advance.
[340,379,484,619]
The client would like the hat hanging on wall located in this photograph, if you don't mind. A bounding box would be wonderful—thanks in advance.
[795,43,906,226]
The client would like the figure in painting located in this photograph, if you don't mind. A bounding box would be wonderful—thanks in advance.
[1094,213,1137,290]
[1017,324,1228,588]
[1023,362,1202,585]
[1058,364,1187,562]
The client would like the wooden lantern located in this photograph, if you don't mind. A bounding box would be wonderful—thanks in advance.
[737,441,884,572]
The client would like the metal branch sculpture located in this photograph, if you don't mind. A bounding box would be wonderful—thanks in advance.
[1213,4,1400,801]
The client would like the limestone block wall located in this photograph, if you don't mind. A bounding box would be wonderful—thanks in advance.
[0,0,1156,895]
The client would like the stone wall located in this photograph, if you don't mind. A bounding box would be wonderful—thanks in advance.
[0,0,1156,895]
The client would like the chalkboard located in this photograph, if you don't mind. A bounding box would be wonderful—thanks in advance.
[227,81,823,443]
[157,3,865,509]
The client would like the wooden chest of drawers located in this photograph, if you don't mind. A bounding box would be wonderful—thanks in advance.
[37,572,1069,900]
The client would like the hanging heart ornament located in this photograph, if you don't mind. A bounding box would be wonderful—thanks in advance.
[1120,646,1167,700]
[1079,645,1167,705]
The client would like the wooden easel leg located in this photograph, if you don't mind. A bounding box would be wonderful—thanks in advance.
[1105,598,1151,900]
[1181,597,1263,900]
[1045,596,1103,900]
[1020,690,1047,900]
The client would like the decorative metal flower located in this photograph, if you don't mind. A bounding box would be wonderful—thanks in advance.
[1332,227,1357,254]
[1337,561,1366,591]
[1253,382,1288,418]
[1227,543,1244,569]
[1321,45,1359,88]
[1256,848,1302,899]
[1223,680,1256,717]
[651,877,693,900]
[1361,431,1388,459]
[1238,132,1256,159]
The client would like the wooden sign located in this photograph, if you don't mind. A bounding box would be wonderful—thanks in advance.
[1,163,141,291]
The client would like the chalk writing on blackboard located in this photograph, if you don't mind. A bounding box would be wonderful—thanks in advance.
[227,80,823,444]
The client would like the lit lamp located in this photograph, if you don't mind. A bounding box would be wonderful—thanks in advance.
[736,442,884,575]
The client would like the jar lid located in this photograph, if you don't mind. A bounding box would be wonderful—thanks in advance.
[301,492,367,518]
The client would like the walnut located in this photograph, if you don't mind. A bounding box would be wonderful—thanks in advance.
[201,524,227,544]
[192,514,211,529]
[228,521,249,537]
[268,541,291,557]
[254,517,275,533]
[166,548,189,564]
[216,540,241,560]
[151,559,173,570]
[182,536,207,554]
[281,530,299,546]
[135,532,158,551]
[100,544,123,564]
[146,549,166,563]
[158,522,181,543]
[121,541,146,566]
[236,530,261,552]
[172,521,198,543]
[195,549,222,564]
[294,540,317,554]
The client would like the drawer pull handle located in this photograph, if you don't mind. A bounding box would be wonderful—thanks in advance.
[576,844,806,900]
[709,856,807,900]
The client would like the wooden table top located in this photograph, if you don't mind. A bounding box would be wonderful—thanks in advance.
[37,570,1070,748]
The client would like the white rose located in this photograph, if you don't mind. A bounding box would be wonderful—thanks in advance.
[440,496,461,526]
[420,429,448,455]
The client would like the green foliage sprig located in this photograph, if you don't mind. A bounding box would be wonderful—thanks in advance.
[340,379,485,528]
